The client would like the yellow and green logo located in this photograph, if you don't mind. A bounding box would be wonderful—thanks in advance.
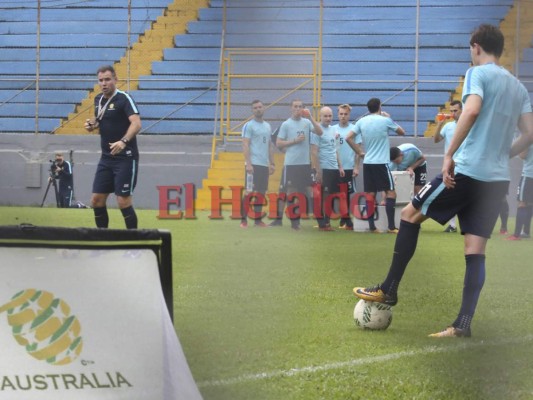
[0,289,83,365]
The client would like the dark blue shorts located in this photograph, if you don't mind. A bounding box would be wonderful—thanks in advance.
[413,164,427,187]
[412,173,509,238]
[92,156,138,197]
[280,164,312,193]
[363,163,394,193]
[244,165,269,194]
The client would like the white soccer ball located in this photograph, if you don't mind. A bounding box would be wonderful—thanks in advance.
[353,299,393,330]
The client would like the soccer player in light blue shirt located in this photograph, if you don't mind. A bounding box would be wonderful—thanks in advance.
[434,100,464,158]
[389,143,427,195]
[354,24,533,338]
[272,99,323,230]
[311,106,345,230]
[434,100,464,232]
[347,98,405,232]
[332,104,362,229]
[241,100,275,228]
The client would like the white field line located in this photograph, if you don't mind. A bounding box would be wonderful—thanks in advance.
[197,334,533,388]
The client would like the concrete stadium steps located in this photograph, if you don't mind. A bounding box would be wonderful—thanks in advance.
[195,152,285,210]
[54,0,208,135]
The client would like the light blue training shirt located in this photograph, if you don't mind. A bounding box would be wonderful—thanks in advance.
[242,119,272,167]
[389,143,426,171]
[354,114,400,164]
[454,63,532,182]
[332,123,357,170]
[278,117,315,166]
[313,125,339,170]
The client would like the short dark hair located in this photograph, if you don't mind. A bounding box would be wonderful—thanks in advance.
[97,65,116,76]
[367,98,381,113]
[450,100,462,109]
[470,24,504,58]
[390,146,401,161]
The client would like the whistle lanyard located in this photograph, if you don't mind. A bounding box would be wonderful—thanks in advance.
[96,91,117,121]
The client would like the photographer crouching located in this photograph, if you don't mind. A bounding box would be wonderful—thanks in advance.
[50,152,73,208]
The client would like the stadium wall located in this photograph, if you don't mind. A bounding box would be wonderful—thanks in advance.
[0,134,524,216]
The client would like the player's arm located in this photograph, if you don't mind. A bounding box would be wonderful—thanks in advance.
[434,120,446,143]
[345,130,365,157]
[408,153,426,171]
[510,112,533,158]
[354,152,361,177]
[242,137,253,173]
[395,125,405,136]
[268,140,276,174]
[443,94,481,187]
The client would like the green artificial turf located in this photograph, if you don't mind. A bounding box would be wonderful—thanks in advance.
[1,206,532,400]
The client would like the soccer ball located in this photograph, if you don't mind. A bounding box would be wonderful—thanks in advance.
[353,299,393,330]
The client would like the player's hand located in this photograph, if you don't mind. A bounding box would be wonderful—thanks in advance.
[245,163,254,173]
[293,134,305,144]
[269,164,275,175]
[442,155,455,189]
[353,168,359,177]
[339,168,345,178]
[84,119,98,131]
[301,108,311,118]
[109,140,127,156]
[406,167,414,176]
[380,111,390,118]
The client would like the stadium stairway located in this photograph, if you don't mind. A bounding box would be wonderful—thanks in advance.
[195,151,285,211]
[54,0,209,134]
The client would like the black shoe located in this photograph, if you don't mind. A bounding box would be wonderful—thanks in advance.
[269,220,282,227]
[444,225,457,233]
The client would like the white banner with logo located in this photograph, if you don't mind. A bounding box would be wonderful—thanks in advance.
[0,247,202,400]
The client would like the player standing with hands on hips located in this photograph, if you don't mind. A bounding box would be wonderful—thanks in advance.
[353,24,533,337]
[85,65,142,229]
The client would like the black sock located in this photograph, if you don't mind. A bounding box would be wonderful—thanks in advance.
[382,220,421,295]
[367,197,376,230]
[453,254,485,331]
[500,199,509,230]
[514,207,527,237]
[524,205,532,235]
[120,206,138,229]
[385,197,397,230]
[93,206,109,228]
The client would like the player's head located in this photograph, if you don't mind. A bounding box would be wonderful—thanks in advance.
[319,106,333,127]
[97,65,118,97]
[290,99,304,119]
[390,146,403,164]
[469,24,504,64]
[367,98,381,114]
[54,152,64,163]
[251,99,264,120]
[337,104,352,125]
[449,100,462,121]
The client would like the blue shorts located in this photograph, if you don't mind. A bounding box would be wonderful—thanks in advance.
[280,164,312,193]
[92,156,138,197]
[244,165,269,194]
[412,173,509,238]
[363,164,394,193]
[413,164,427,187]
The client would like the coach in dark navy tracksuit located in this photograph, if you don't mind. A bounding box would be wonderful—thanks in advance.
[84,65,141,229]
[52,152,73,208]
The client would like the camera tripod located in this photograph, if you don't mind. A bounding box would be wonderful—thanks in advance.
[40,174,60,208]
